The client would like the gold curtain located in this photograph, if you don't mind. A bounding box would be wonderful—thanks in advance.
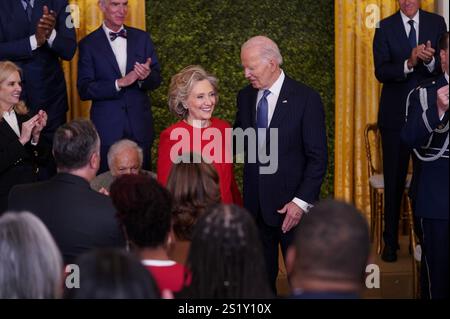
[334,0,435,219]
[61,0,146,120]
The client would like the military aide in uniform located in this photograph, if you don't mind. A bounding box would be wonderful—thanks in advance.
[402,31,449,299]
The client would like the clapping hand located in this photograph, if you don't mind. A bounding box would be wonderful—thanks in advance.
[134,58,152,80]
[417,41,435,64]
[36,6,56,46]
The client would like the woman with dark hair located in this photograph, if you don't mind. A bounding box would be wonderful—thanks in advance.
[166,155,221,264]
[110,174,187,294]
[0,61,48,213]
[180,204,273,298]
[157,65,242,205]
[64,248,160,299]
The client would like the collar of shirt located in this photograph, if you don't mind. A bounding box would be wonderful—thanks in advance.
[445,72,449,84]
[102,22,127,77]
[21,0,34,10]
[400,10,420,39]
[2,109,21,137]
[256,70,285,125]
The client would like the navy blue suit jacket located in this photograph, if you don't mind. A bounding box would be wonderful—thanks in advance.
[401,74,448,220]
[0,0,77,135]
[373,10,446,129]
[77,25,162,146]
[234,74,328,227]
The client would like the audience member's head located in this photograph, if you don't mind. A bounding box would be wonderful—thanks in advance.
[64,248,160,299]
[0,61,28,118]
[53,119,100,181]
[286,200,370,297]
[168,65,219,120]
[110,174,173,250]
[166,153,221,241]
[0,212,63,299]
[182,204,272,298]
[107,139,143,177]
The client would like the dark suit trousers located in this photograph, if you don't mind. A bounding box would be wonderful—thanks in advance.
[256,210,296,294]
[380,128,410,249]
[420,218,449,299]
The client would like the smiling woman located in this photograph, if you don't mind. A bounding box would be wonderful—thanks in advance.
[157,65,242,205]
[0,61,49,214]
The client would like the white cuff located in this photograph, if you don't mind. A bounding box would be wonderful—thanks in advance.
[404,59,414,75]
[292,197,313,213]
[115,80,121,91]
[424,57,435,73]
[47,29,57,47]
[29,35,38,50]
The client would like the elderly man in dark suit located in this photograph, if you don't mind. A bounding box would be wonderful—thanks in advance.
[77,0,162,173]
[402,32,449,299]
[234,35,328,293]
[373,0,446,262]
[0,0,76,149]
[8,119,125,265]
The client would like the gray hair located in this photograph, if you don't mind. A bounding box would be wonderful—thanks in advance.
[241,36,283,65]
[107,139,143,170]
[168,65,219,119]
[0,212,63,299]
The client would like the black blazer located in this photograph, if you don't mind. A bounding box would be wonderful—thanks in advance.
[0,113,48,213]
[373,10,446,129]
[8,173,125,264]
[234,74,328,227]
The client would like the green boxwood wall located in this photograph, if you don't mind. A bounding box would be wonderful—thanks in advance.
[146,0,334,198]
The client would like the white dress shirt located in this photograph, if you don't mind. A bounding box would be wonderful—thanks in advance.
[3,109,21,137]
[102,22,127,91]
[256,70,312,213]
[400,10,435,74]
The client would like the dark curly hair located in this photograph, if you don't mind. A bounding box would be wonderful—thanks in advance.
[166,156,221,241]
[181,204,273,298]
[110,174,173,248]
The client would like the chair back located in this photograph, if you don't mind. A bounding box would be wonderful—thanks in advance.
[364,123,383,177]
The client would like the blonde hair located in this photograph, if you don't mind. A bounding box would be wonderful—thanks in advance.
[168,65,218,119]
[0,61,28,120]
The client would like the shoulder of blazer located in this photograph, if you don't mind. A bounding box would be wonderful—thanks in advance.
[79,27,104,45]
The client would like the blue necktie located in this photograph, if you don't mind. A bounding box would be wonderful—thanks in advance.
[256,89,270,128]
[408,20,417,49]
[24,0,32,22]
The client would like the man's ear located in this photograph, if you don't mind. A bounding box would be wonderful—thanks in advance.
[285,245,296,276]
[90,151,100,169]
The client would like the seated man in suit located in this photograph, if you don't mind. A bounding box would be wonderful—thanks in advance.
[286,200,370,299]
[8,119,125,265]
[90,139,156,193]
[402,32,449,299]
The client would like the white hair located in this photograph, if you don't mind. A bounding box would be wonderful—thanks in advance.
[241,35,283,65]
[0,212,63,299]
[107,139,143,171]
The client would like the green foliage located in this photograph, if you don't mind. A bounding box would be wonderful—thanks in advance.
[146,0,334,198]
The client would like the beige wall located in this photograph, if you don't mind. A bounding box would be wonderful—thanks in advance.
[436,0,449,30]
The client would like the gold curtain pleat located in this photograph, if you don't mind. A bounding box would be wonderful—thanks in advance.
[334,0,435,220]
[61,0,146,121]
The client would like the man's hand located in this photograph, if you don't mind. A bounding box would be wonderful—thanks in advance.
[407,44,425,69]
[117,70,139,88]
[134,58,152,80]
[437,85,449,118]
[417,41,435,64]
[277,202,304,233]
[35,6,56,46]
[98,187,110,196]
